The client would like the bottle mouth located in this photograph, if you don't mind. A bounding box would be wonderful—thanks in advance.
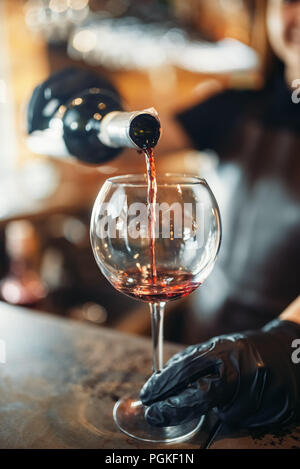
[129,113,161,149]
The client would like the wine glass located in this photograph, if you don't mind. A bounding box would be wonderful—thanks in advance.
[90,173,221,443]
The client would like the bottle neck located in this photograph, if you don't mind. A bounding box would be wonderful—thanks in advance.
[99,109,160,150]
[26,107,160,160]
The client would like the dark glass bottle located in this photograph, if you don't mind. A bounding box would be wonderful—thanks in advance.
[27,67,161,164]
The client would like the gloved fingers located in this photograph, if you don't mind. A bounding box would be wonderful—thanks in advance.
[164,344,199,367]
[144,382,212,427]
[165,340,219,368]
[140,340,219,406]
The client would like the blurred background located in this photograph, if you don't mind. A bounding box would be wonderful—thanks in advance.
[0,0,264,342]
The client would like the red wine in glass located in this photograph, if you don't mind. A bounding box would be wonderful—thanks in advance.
[108,148,206,304]
[113,268,202,303]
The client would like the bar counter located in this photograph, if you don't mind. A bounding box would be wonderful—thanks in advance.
[0,302,300,449]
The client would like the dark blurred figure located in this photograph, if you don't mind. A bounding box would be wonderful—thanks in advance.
[161,0,300,343]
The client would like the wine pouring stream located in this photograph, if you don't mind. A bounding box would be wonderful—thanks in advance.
[144,147,162,373]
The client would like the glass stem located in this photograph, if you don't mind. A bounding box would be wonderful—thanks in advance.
[149,302,165,373]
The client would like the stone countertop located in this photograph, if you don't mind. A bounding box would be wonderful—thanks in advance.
[0,301,299,450]
[0,302,216,449]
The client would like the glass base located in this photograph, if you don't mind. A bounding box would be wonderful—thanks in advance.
[113,394,204,444]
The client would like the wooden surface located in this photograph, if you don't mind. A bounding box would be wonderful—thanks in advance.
[0,302,300,450]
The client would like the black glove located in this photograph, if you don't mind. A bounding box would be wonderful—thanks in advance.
[140,319,300,429]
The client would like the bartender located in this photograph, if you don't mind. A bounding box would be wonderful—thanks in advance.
[140,0,300,429]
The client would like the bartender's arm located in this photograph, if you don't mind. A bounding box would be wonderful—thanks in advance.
[140,296,300,429]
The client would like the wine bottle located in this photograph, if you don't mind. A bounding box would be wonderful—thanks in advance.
[26,67,161,164]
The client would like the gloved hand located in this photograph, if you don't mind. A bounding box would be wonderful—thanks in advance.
[140,319,300,428]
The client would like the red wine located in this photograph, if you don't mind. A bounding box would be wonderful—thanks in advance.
[113,269,201,303]
[144,147,157,284]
